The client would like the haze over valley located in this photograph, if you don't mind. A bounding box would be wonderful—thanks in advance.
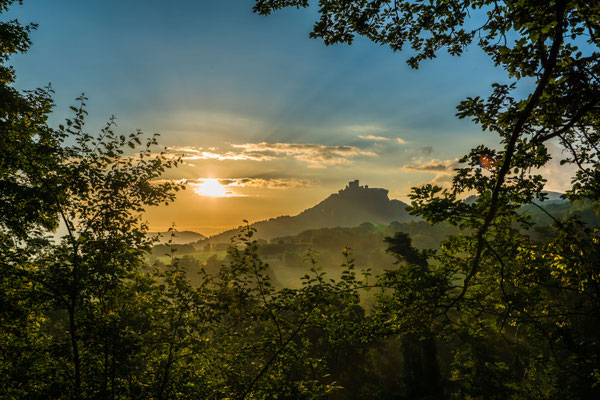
[5,1,600,398]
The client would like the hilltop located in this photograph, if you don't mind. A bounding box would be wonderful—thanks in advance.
[148,230,206,244]
[201,180,416,244]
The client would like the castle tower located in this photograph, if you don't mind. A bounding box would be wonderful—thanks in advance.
[348,180,360,189]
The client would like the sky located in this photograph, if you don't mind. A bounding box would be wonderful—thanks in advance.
[6,0,574,235]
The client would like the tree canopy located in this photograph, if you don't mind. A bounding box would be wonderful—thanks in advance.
[254,0,600,397]
[1,0,600,398]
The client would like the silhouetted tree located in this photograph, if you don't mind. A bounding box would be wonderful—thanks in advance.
[251,0,600,397]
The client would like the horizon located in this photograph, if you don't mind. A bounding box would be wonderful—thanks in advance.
[167,179,403,236]
[149,180,570,238]
[7,0,576,235]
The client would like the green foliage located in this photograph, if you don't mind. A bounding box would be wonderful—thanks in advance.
[3,0,600,398]
[254,221,457,282]
[0,4,61,236]
[3,91,378,398]
[252,0,600,397]
[151,243,196,257]
[1,94,184,397]
[2,95,382,398]
[196,226,373,399]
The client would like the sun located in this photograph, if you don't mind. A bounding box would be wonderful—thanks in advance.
[193,179,230,197]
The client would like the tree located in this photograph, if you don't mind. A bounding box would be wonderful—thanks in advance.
[0,94,184,398]
[0,3,371,398]
[0,3,187,396]
[0,0,64,237]
[0,2,74,396]
[253,0,600,397]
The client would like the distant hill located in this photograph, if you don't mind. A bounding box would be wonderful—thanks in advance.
[148,230,206,244]
[533,191,568,205]
[463,192,599,226]
[465,191,567,205]
[520,198,600,226]
[202,180,417,244]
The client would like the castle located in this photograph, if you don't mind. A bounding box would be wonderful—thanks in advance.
[339,180,388,195]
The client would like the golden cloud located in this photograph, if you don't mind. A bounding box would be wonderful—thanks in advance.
[231,142,376,166]
[358,135,390,141]
[402,158,460,173]
[164,142,377,167]
[185,177,310,189]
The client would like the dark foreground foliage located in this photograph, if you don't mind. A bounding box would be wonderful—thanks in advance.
[2,0,600,399]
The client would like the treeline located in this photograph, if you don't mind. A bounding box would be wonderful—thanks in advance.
[160,206,598,289]
[3,0,600,399]
[150,221,459,288]
[151,242,196,256]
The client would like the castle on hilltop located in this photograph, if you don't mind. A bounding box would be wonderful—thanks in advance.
[339,180,389,196]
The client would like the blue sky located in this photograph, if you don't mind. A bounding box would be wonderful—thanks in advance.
[6,0,570,234]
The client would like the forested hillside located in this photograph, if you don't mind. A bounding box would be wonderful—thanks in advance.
[2,1,600,399]
[203,180,415,243]
[148,230,205,244]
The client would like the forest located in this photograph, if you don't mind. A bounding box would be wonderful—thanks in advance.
[2,0,600,399]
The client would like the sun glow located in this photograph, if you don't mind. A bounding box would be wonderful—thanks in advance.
[191,179,239,198]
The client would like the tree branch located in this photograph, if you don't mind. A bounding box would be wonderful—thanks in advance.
[445,0,567,312]
[532,101,599,143]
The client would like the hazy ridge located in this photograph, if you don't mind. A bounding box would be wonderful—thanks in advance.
[200,180,416,244]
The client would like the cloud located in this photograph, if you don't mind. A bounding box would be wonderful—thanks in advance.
[358,135,390,141]
[402,158,460,173]
[536,142,577,192]
[396,137,407,144]
[185,151,273,161]
[420,146,433,156]
[166,145,203,154]
[188,179,248,198]
[217,178,311,189]
[401,159,457,190]
[165,146,273,162]
[148,178,188,185]
[231,142,376,167]
[164,142,376,167]
[178,177,311,198]
[184,177,310,188]
[402,158,461,188]
[346,124,387,133]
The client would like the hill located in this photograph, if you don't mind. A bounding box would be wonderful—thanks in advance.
[196,221,460,288]
[202,180,416,244]
[464,191,567,205]
[148,230,206,244]
[520,198,600,226]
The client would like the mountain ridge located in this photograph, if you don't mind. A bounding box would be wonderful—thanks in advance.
[201,180,416,244]
[148,230,206,245]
